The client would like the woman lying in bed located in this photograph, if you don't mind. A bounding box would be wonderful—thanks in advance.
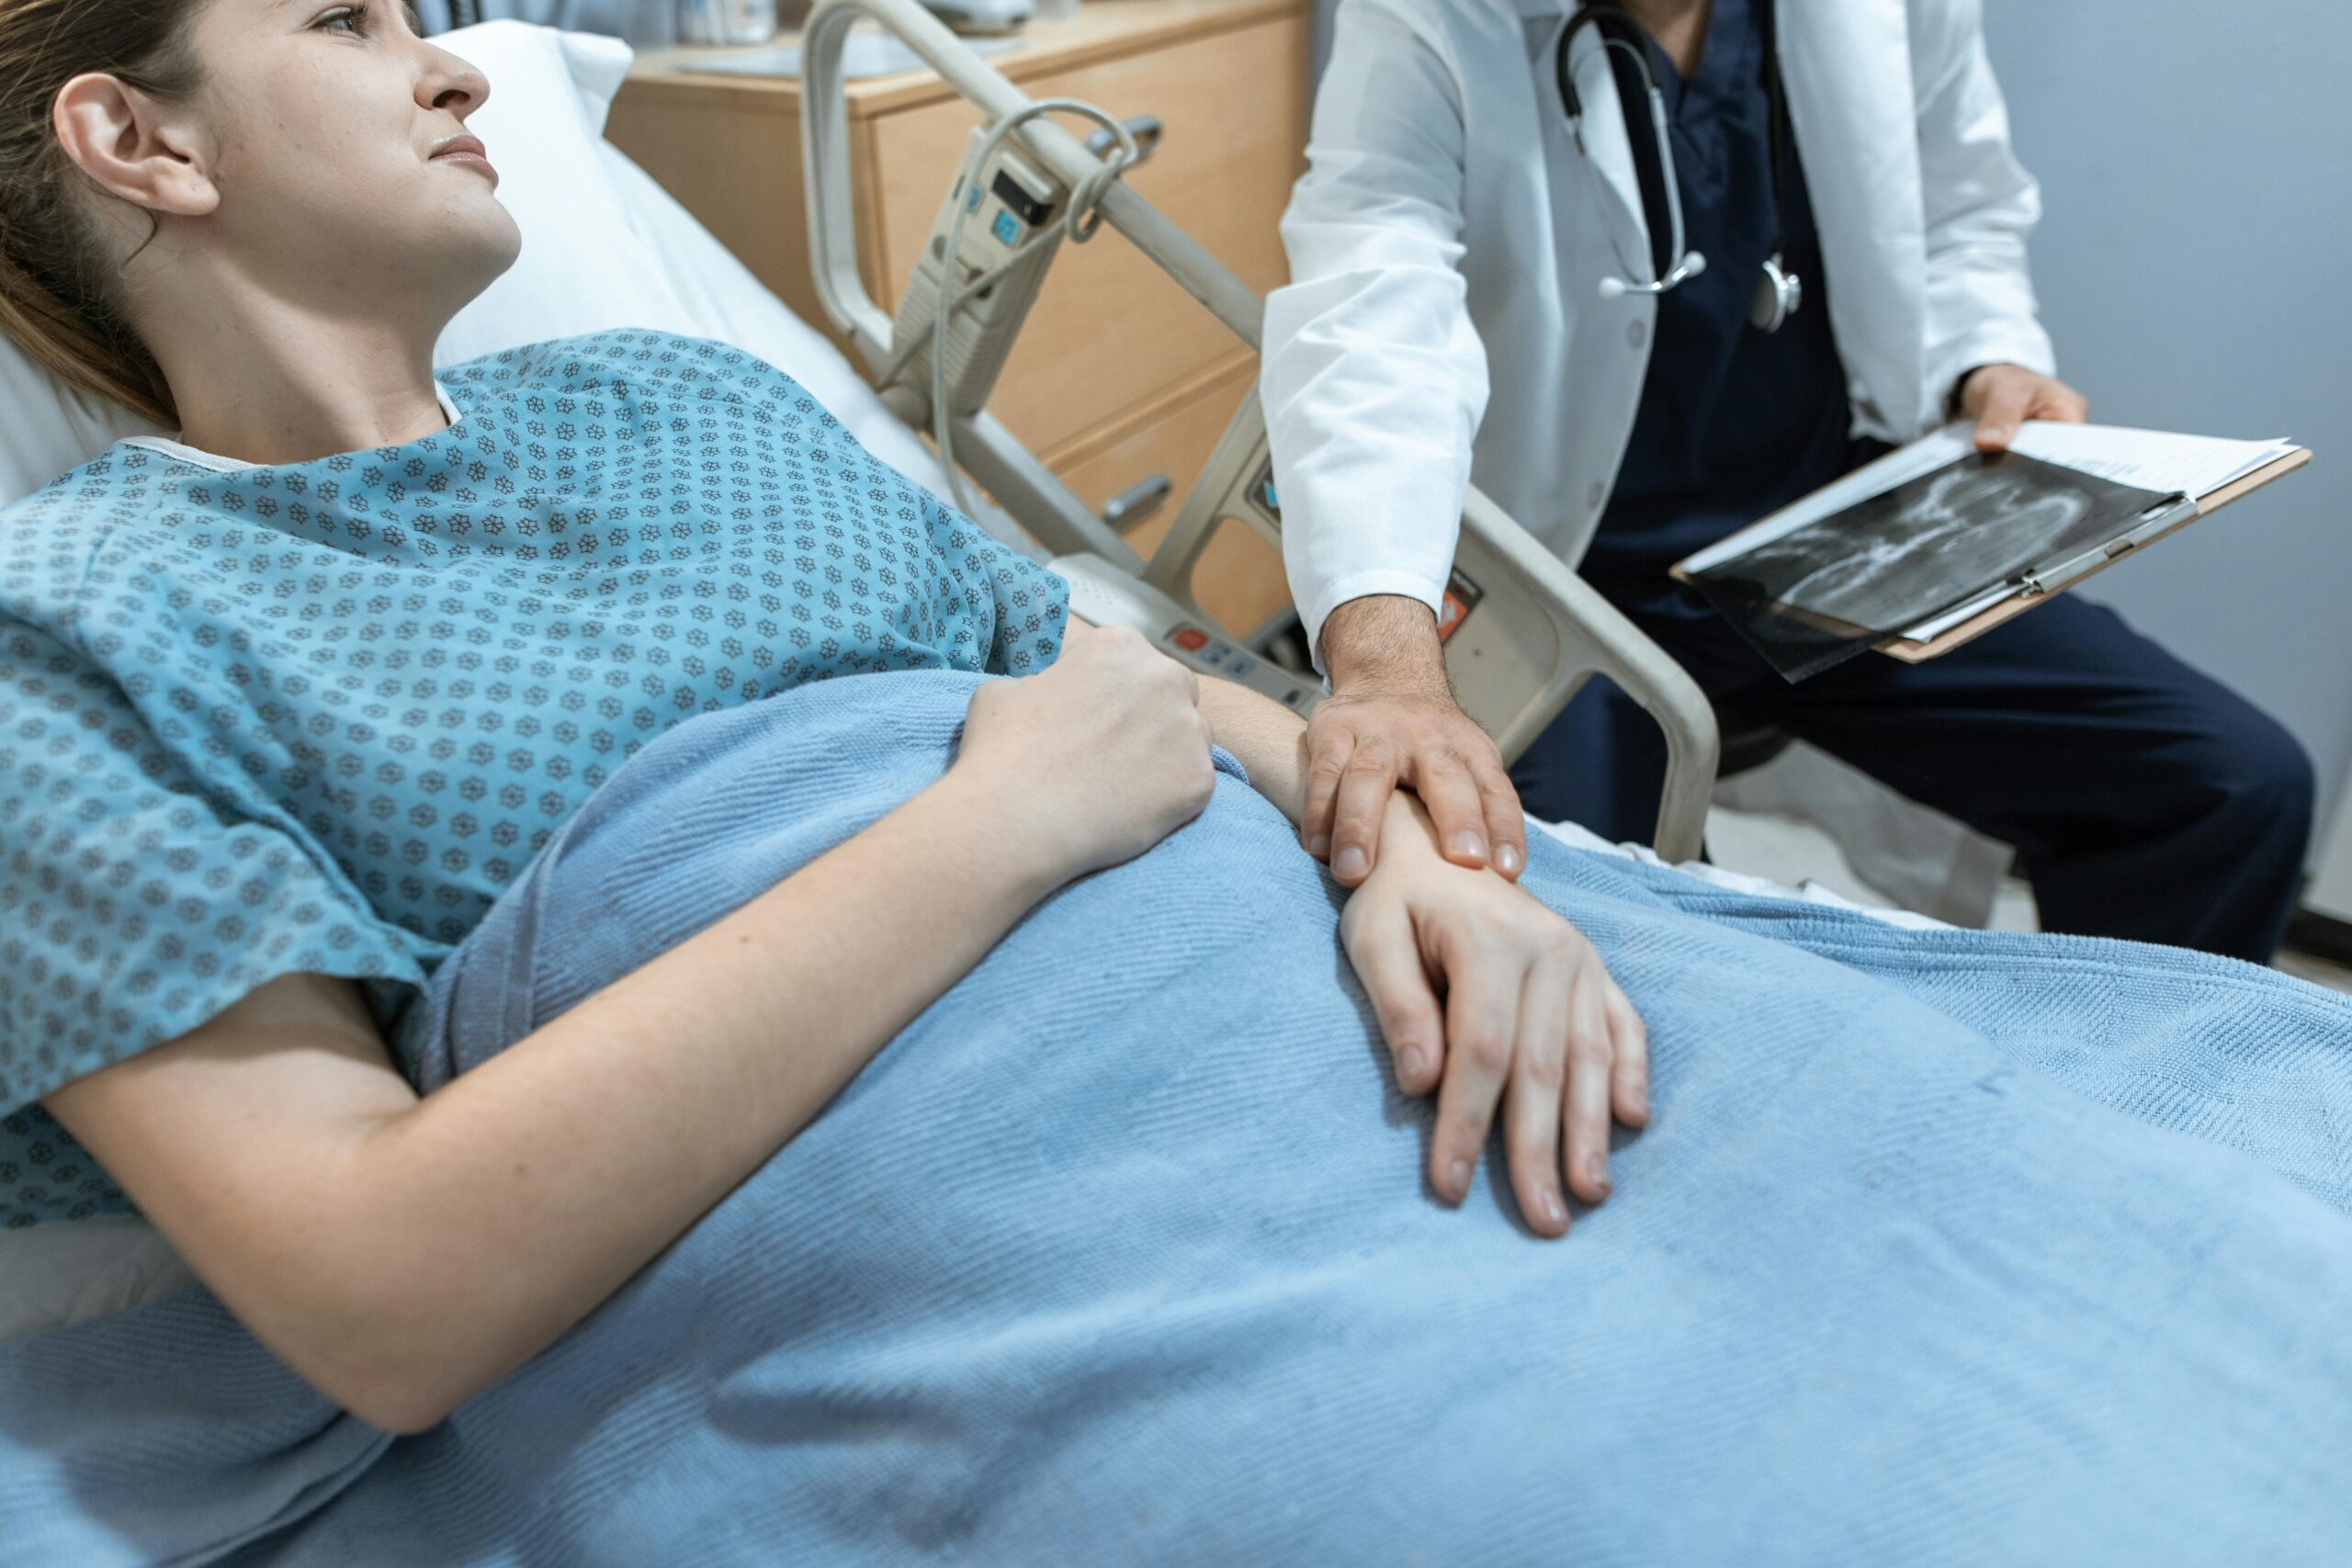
[3,0,1633,1404]
[3,6,2349,1565]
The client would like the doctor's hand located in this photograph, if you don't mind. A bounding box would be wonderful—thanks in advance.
[1341,791,1647,1236]
[1307,595,1527,888]
[1959,363,2088,453]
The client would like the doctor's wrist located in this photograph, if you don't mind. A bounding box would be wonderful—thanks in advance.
[1320,594,1449,698]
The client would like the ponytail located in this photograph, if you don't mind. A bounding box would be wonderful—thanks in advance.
[0,1,205,425]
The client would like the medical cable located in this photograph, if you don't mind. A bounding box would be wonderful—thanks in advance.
[884,98,1141,520]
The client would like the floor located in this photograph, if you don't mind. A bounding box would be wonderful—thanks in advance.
[1704,805,2352,995]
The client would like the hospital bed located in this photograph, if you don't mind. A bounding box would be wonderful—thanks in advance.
[0,14,1901,1348]
[797,0,1720,865]
[14,34,2352,1559]
[786,0,2016,927]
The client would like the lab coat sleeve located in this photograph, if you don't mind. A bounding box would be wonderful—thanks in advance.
[1259,0,1490,673]
[1912,0,2058,417]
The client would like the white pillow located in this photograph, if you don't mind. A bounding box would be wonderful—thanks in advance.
[0,343,158,508]
[432,21,698,365]
[0,21,679,507]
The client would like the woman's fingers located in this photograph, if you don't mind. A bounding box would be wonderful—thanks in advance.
[1430,932,1517,1204]
[1603,981,1650,1128]
[1561,973,1616,1205]
[1351,858,1651,1226]
[1503,958,1574,1236]
[1340,901,1446,1098]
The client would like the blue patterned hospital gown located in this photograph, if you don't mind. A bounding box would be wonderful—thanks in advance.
[0,330,1067,1226]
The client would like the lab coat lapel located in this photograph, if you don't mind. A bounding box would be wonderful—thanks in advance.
[1777,0,1929,432]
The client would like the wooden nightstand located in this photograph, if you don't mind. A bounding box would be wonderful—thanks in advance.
[606,0,1310,634]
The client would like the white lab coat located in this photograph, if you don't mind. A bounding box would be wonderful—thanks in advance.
[1261,0,2057,665]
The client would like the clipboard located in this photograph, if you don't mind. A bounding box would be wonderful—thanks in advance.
[1666,446,2312,664]
[1880,446,2310,661]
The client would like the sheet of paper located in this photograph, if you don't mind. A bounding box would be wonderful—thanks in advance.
[2003,423,2300,500]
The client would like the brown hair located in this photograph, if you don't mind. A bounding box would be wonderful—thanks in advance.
[0,1,206,426]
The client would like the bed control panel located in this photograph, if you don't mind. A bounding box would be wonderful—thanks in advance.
[1051,551,1323,715]
[1160,622,1320,712]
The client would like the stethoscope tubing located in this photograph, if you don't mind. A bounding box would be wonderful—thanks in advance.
[1554,0,1794,314]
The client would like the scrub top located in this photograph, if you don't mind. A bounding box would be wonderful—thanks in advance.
[0,329,1068,1226]
[1580,0,1866,601]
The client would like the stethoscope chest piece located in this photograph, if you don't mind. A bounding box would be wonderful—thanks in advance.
[1749,252,1803,333]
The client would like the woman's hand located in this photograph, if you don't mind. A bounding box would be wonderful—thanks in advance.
[1340,797,1648,1236]
[957,621,1217,878]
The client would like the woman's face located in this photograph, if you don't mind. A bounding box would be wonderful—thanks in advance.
[162,0,520,319]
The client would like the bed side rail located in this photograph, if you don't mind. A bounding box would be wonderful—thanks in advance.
[797,0,1716,860]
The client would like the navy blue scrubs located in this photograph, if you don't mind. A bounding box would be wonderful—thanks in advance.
[1508,0,2313,960]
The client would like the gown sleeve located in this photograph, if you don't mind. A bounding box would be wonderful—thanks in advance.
[919,495,1069,679]
[0,619,426,1113]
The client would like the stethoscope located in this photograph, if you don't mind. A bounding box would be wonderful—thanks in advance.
[1553,0,1804,333]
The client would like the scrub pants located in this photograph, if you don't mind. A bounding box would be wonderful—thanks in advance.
[1508,590,2315,962]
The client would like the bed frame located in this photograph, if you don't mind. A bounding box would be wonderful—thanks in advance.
[797,0,1718,861]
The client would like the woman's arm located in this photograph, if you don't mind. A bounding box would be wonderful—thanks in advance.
[45,627,1211,1435]
[1173,626,1650,1235]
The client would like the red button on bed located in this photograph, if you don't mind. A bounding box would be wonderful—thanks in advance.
[1172,626,1209,652]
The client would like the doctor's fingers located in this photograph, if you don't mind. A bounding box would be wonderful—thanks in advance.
[1970,371,2037,452]
[1329,739,1407,886]
[2031,380,2090,423]
[1472,751,1528,881]
[1300,724,1355,863]
[1340,897,1447,1099]
[1410,753,1495,874]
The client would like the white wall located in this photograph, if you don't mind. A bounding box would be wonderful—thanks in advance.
[1982,0,2352,839]
[2308,804,2352,920]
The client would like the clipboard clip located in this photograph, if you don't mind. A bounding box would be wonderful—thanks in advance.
[2014,493,2199,597]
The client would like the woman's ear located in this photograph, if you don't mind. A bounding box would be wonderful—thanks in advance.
[51,73,219,222]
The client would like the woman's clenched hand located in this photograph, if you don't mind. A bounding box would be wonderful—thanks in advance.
[956,621,1217,879]
[1340,797,1648,1236]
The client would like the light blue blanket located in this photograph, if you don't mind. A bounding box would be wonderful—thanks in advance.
[5,669,2351,1566]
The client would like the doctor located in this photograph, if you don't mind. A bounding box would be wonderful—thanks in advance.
[1261,0,2313,960]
